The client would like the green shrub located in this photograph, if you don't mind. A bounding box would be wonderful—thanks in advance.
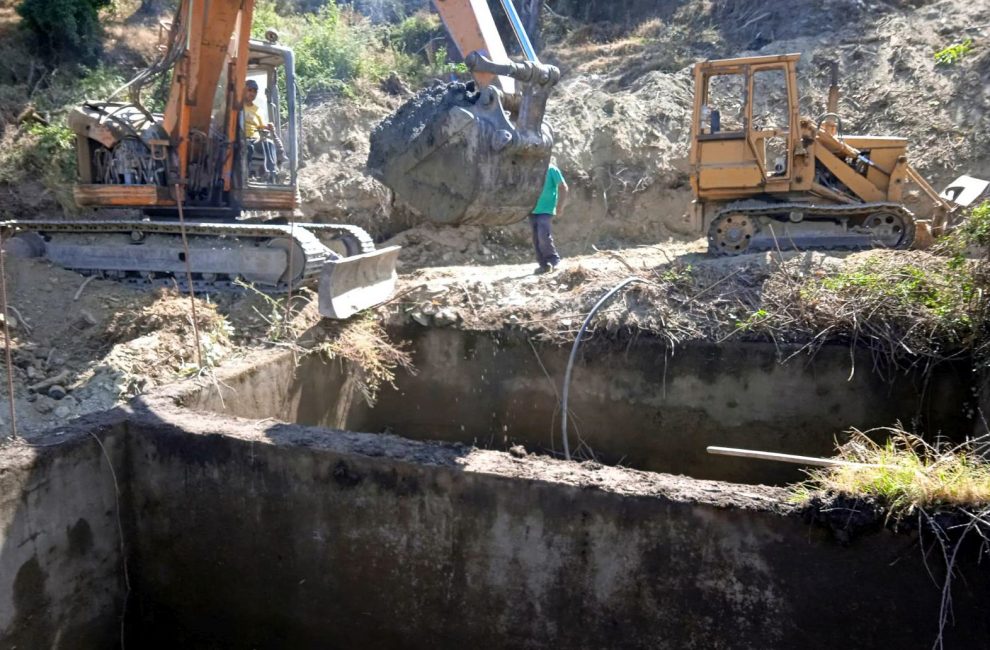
[17,0,112,64]
[251,0,430,99]
[251,0,288,38]
[389,11,443,56]
[296,5,369,96]
[0,122,76,210]
[960,200,990,248]
[934,38,974,66]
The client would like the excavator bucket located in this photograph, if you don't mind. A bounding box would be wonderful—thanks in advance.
[368,83,553,226]
[318,246,402,320]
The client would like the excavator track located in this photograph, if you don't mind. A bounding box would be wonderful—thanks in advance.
[0,219,377,293]
[707,201,917,256]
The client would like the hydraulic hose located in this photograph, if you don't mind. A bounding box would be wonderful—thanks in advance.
[560,276,647,460]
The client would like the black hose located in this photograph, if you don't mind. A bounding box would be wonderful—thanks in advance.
[560,276,647,460]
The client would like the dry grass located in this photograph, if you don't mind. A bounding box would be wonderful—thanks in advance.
[799,427,990,514]
[316,313,414,407]
[738,250,988,374]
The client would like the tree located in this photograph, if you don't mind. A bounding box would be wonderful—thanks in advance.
[17,0,112,65]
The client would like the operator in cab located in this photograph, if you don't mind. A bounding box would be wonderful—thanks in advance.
[244,79,278,182]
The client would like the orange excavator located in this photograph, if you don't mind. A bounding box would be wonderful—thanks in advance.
[1,0,400,318]
[0,0,559,317]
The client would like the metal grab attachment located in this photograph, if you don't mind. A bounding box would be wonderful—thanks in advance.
[368,0,561,227]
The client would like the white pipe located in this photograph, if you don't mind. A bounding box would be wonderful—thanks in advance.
[706,446,879,468]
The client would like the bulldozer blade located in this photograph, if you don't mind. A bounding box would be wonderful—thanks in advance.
[940,175,990,207]
[318,246,401,320]
[368,83,552,227]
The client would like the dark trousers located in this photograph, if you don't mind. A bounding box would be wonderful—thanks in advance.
[247,139,277,178]
[529,213,560,267]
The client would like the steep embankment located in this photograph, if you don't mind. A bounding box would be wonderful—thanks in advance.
[299,0,988,255]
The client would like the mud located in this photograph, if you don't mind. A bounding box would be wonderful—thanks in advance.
[367,81,475,177]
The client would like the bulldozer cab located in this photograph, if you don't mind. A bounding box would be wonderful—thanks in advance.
[690,54,801,199]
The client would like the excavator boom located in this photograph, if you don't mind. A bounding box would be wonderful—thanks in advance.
[368,0,560,226]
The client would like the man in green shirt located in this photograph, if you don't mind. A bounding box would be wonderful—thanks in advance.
[530,156,568,273]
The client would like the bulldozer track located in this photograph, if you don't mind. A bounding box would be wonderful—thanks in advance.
[708,201,917,256]
[0,219,379,294]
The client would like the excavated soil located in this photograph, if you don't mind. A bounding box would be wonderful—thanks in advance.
[0,256,325,436]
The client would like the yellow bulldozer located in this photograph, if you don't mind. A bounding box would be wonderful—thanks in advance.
[689,53,986,255]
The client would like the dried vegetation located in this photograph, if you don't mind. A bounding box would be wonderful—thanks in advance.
[796,426,990,650]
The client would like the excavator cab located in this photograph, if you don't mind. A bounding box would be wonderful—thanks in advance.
[239,41,298,195]
[68,32,301,217]
[368,0,560,226]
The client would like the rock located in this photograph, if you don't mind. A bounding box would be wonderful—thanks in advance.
[53,405,74,420]
[410,311,431,327]
[434,308,458,327]
[34,397,55,414]
[48,385,68,400]
[72,310,99,330]
[380,72,410,96]
[26,365,39,380]
[508,314,519,324]
[509,445,527,458]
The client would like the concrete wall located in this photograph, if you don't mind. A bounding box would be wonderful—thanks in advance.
[187,330,975,484]
[121,398,990,649]
[0,418,128,649]
[1,394,986,649]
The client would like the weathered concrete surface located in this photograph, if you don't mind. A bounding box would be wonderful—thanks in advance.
[121,395,990,649]
[1,391,987,649]
[0,416,129,649]
[187,330,974,484]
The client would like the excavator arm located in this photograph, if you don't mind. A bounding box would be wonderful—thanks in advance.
[368,0,560,226]
[162,0,253,194]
